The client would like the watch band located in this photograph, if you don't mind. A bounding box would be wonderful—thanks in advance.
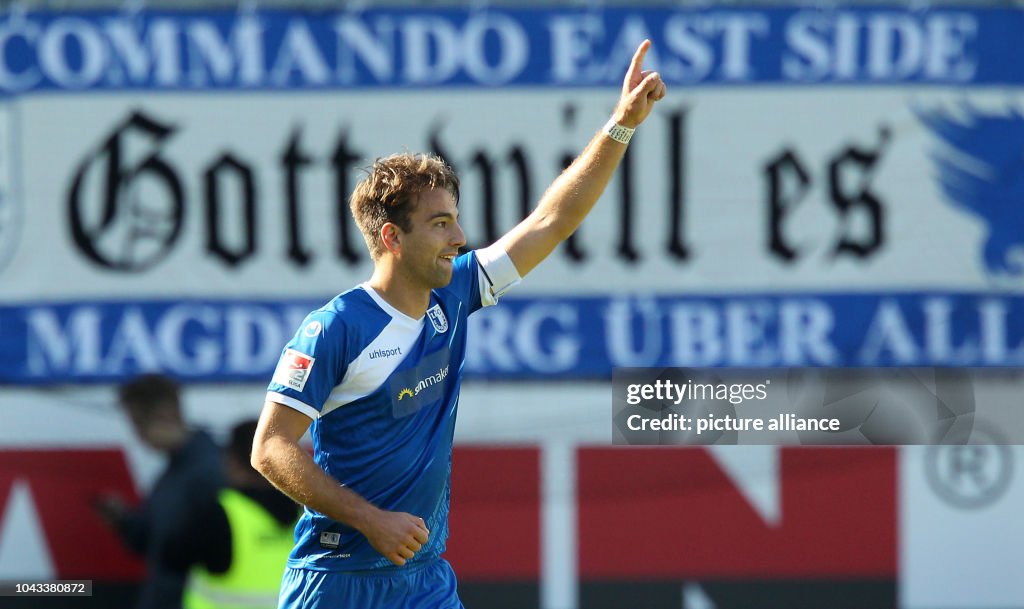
[602,119,635,145]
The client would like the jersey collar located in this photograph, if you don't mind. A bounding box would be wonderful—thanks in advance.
[360,283,426,329]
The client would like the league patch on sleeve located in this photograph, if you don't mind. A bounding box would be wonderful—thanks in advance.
[272,349,316,392]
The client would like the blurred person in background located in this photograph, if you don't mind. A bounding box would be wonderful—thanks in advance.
[95,373,225,609]
[252,40,666,609]
[183,419,301,609]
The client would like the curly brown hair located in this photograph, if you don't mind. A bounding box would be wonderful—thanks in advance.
[350,152,460,259]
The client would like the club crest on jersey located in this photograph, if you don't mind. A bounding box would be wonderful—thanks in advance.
[272,349,315,391]
[427,304,448,334]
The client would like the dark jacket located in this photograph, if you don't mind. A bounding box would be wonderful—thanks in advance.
[112,430,224,609]
[173,485,300,575]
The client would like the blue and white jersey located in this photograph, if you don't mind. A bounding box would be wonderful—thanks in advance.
[266,246,520,572]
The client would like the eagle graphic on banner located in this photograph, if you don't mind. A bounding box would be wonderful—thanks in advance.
[917,105,1024,278]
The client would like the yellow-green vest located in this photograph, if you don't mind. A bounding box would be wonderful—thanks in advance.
[184,489,295,609]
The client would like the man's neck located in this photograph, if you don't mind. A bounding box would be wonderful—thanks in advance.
[161,426,192,456]
[367,267,430,320]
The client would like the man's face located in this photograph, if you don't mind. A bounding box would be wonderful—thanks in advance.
[395,188,466,289]
[123,403,181,453]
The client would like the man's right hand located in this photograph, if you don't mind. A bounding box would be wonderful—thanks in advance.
[93,494,129,526]
[360,508,430,566]
[254,402,432,566]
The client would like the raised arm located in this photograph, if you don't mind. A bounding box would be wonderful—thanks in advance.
[496,39,667,276]
[251,401,429,566]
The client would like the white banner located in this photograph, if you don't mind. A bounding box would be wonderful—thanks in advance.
[4,89,1022,300]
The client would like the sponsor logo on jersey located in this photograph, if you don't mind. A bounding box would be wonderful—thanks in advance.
[272,348,315,391]
[427,304,448,333]
[394,365,450,403]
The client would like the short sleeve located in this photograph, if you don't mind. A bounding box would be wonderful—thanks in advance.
[446,252,483,313]
[266,311,346,419]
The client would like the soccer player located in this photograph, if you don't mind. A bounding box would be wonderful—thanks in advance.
[252,40,666,608]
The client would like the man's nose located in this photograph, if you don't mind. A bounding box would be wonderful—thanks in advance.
[451,223,466,248]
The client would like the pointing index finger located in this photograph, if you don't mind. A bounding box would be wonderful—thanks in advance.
[626,39,651,86]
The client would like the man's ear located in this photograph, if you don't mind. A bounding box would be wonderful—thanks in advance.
[380,222,402,255]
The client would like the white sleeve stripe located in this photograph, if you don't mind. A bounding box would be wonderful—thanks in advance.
[475,244,522,307]
[266,392,320,420]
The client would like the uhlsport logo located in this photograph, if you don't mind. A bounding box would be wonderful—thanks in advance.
[303,321,323,337]
[918,105,1024,278]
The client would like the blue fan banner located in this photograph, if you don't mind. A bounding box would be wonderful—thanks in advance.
[1,292,1022,383]
[0,6,1020,93]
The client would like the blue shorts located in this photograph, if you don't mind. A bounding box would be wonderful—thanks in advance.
[278,559,464,609]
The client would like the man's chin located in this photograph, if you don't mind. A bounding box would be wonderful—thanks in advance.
[431,268,454,288]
